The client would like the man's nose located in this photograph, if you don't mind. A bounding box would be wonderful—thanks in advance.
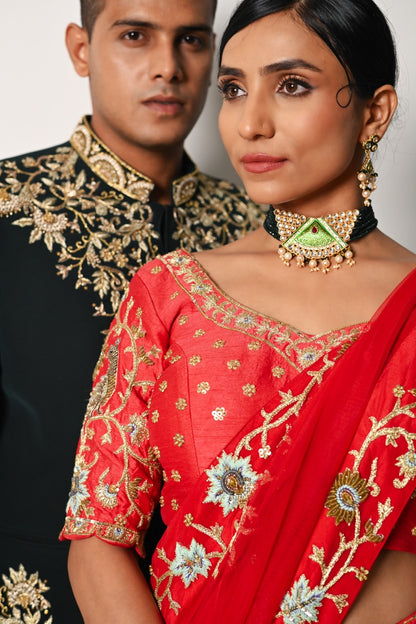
[150,42,184,83]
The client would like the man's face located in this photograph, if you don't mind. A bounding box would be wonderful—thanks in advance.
[83,0,215,161]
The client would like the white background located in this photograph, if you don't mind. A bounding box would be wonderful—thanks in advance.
[0,0,414,251]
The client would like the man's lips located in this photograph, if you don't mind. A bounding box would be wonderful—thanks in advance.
[240,153,287,174]
[143,96,184,115]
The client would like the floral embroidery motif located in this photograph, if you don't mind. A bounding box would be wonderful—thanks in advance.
[0,565,53,623]
[197,382,210,394]
[175,399,187,411]
[325,469,370,525]
[212,407,227,421]
[204,452,259,516]
[243,383,257,397]
[170,540,212,588]
[174,434,185,447]
[279,575,325,624]
[396,451,416,482]
[66,461,91,516]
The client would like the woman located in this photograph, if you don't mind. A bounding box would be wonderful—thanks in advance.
[61,0,416,622]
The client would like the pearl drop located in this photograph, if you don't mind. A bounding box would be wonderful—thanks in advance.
[284,252,292,262]
[335,255,343,264]
[321,259,330,268]
[309,259,317,269]
[345,250,353,259]
[357,172,366,181]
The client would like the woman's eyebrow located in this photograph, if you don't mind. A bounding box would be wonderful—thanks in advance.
[218,58,322,79]
[261,59,322,75]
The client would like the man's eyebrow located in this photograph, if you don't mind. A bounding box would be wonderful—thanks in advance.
[111,19,156,30]
[218,59,322,79]
[111,19,212,34]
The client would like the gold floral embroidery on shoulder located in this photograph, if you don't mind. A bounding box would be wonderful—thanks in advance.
[0,564,53,623]
[162,250,364,371]
[0,118,263,317]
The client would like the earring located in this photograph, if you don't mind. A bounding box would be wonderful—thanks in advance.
[357,134,379,206]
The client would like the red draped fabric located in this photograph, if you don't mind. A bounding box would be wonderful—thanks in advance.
[150,268,416,624]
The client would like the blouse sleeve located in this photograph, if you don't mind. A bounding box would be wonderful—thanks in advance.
[60,270,168,556]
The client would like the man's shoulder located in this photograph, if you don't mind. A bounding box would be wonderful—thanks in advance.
[196,170,250,201]
[0,140,73,174]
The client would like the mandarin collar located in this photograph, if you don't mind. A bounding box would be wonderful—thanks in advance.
[70,116,200,206]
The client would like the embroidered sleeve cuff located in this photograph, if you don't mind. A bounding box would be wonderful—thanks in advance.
[59,516,146,557]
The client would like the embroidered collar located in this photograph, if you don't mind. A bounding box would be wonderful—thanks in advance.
[70,116,200,206]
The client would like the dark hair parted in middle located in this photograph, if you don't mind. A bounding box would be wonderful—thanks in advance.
[219,0,397,101]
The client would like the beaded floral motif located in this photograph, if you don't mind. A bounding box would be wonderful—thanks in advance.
[0,118,262,316]
[204,452,259,517]
[0,565,53,623]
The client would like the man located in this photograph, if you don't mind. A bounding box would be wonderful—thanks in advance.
[0,1,261,622]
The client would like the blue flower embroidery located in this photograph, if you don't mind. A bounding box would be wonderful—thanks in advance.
[204,452,258,516]
[170,539,211,588]
[280,575,325,623]
[66,463,90,515]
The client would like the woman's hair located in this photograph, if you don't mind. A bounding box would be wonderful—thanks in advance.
[219,0,397,100]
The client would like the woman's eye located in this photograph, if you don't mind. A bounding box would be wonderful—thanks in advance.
[218,83,246,101]
[278,78,310,96]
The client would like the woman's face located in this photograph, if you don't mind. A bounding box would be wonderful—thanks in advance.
[218,11,366,212]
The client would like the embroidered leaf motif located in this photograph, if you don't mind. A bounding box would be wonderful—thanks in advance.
[279,575,325,623]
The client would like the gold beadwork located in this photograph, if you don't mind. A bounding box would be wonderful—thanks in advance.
[357,134,379,207]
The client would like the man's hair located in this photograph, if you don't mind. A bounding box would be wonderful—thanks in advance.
[81,0,217,39]
[80,0,105,38]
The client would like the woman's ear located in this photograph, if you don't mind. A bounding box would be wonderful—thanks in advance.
[65,23,90,78]
[359,84,398,143]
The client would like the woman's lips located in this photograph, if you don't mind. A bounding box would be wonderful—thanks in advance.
[241,154,286,173]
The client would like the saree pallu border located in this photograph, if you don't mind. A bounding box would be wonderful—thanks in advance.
[150,268,416,624]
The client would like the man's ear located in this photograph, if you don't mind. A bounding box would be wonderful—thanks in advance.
[65,23,90,78]
[359,84,398,143]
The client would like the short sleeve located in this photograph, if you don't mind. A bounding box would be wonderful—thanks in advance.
[60,270,168,556]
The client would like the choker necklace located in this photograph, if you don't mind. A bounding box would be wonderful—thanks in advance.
[263,204,378,273]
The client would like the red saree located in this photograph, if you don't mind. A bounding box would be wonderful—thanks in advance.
[150,267,416,623]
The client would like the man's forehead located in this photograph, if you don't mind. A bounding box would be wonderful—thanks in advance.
[100,0,215,25]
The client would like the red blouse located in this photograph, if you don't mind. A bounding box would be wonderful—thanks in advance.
[60,250,416,555]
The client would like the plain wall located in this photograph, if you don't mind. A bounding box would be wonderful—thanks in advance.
[0,0,414,251]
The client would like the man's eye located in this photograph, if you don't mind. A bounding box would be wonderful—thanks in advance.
[122,31,144,41]
[181,34,205,48]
